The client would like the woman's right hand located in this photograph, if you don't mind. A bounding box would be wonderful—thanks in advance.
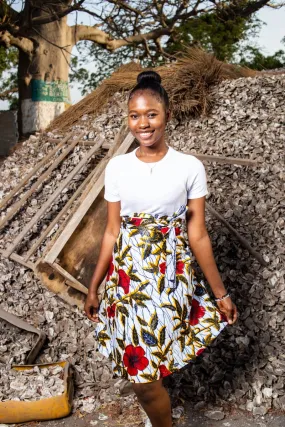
[84,292,100,323]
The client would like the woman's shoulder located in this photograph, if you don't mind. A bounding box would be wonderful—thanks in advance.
[106,150,134,169]
[170,147,205,169]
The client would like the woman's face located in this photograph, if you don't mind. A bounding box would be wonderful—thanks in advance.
[128,90,169,148]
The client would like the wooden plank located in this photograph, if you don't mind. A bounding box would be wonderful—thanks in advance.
[44,132,135,264]
[187,152,257,166]
[0,134,83,230]
[3,137,104,258]
[206,202,268,266]
[24,166,98,261]
[0,307,46,364]
[49,138,112,149]
[0,250,35,270]
[42,157,108,257]
[0,133,73,211]
[50,262,88,295]
[41,123,129,259]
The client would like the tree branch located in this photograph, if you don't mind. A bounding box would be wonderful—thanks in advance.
[267,1,285,7]
[217,0,272,20]
[0,31,34,57]
[0,87,18,100]
[0,1,20,23]
[106,0,144,16]
[31,0,86,26]
[73,24,171,50]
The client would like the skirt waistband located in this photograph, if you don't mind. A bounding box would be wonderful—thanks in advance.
[121,205,187,229]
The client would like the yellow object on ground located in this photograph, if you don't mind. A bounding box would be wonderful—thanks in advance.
[0,361,73,424]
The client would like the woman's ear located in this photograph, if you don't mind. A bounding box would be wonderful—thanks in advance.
[166,109,172,122]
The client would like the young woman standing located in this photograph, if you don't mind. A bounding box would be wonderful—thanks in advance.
[84,71,238,427]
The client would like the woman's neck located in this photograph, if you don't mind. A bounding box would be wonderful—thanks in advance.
[137,142,168,159]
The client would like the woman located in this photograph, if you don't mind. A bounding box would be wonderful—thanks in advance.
[84,70,238,427]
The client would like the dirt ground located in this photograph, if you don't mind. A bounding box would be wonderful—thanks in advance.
[21,407,285,427]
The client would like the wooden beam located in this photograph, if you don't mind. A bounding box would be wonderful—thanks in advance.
[0,134,83,230]
[187,152,257,166]
[206,202,268,266]
[0,250,35,270]
[3,137,104,258]
[42,122,130,259]
[0,307,46,364]
[44,132,135,264]
[48,138,112,149]
[0,133,73,211]
[24,166,98,261]
[50,262,88,295]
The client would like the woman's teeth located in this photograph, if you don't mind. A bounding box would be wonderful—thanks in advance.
[139,132,153,138]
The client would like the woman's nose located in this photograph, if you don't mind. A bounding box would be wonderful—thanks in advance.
[138,116,150,128]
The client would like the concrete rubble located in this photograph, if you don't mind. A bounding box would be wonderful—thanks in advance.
[0,365,65,402]
[0,74,284,419]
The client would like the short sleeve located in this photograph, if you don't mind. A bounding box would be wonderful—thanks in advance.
[187,158,208,199]
[104,159,121,202]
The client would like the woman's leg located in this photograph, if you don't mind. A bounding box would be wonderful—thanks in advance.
[132,379,172,427]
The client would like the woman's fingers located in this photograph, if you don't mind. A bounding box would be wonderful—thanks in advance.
[217,299,238,325]
[226,303,238,325]
[84,296,100,323]
[232,303,238,324]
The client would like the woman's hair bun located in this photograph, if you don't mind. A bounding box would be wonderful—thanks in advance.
[137,70,161,85]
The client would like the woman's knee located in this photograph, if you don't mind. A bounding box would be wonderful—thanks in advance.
[132,381,162,405]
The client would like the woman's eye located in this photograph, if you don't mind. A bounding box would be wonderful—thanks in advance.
[148,114,157,118]
[130,115,138,119]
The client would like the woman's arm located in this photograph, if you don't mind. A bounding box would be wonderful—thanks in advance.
[186,197,238,324]
[84,201,121,322]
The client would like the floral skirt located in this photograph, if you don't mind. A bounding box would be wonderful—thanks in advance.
[95,205,227,383]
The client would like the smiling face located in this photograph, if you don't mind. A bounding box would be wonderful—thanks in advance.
[128,90,169,148]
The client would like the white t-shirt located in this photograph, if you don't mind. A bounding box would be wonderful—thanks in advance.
[104,146,208,216]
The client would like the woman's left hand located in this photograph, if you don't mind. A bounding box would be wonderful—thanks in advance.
[217,297,238,325]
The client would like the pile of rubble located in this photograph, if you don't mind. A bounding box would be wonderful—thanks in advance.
[166,74,285,416]
[0,73,284,419]
[0,365,65,402]
[0,319,36,364]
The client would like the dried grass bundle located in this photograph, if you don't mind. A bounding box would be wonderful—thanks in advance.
[50,48,258,131]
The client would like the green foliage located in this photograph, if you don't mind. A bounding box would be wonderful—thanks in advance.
[0,46,18,108]
[239,46,285,70]
[166,13,261,61]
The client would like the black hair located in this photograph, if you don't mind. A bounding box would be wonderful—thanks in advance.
[128,70,170,111]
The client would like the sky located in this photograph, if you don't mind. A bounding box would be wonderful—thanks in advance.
[1,5,284,110]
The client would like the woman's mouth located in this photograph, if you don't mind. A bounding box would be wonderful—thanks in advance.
[137,131,154,140]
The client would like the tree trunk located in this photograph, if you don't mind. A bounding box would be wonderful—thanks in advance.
[18,16,73,135]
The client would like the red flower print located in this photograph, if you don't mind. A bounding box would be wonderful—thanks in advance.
[123,345,149,376]
[106,257,114,282]
[131,218,143,227]
[161,227,169,234]
[159,365,172,378]
[176,261,184,274]
[107,303,116,318]
[189,299,206,326]
[118,269,130,294]
[159,262,166,274]
[196,348,206,357]
[175,227,181,236]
